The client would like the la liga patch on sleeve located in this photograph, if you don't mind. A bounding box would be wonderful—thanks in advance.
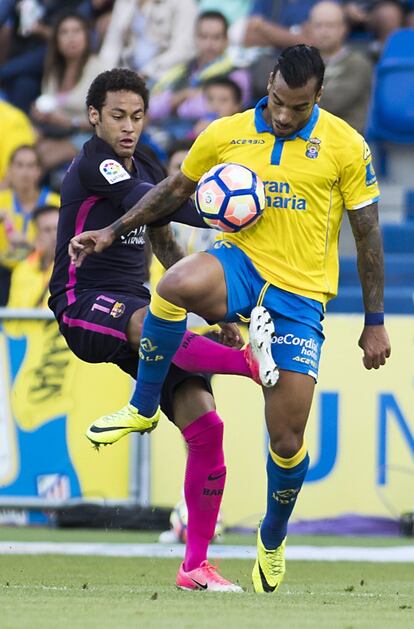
[99,159,130,184]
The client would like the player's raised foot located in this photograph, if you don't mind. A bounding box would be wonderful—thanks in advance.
[85,403,160,447]
[244,306,279,387]
[176,561,243,593]
[252,527,286,593]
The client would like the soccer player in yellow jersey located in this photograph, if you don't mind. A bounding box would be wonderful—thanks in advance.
[70,46,391,593]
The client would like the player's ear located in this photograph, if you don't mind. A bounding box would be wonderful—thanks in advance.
[315,86,323,104]
[266,72,274,93]
[88,105,99,127]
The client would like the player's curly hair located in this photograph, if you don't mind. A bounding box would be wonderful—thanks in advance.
[86,68,149,114]
[272,45,325,93]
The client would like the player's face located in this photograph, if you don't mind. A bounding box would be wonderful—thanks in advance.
[195,18,228,64]
[89,90,145,161]
[265,71,322,138]
[8,148,42,190]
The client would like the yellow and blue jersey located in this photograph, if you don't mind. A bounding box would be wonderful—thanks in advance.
[181,97,380,305]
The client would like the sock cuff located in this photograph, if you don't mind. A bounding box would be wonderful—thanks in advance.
[182,411,223,441]
[150,292,187,322]
[269,441,307,469]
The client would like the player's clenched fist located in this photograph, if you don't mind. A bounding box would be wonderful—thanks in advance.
[69,227,115,267]
[358,325,391,370]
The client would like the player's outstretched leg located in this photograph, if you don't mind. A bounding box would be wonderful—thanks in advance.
[245,306,279,387]
[252,444,309,593]
[172,327,278,387]
[176,411,242,593]
[85,292,187,446]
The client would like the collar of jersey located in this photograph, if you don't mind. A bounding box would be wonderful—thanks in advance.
[254,96,320,141]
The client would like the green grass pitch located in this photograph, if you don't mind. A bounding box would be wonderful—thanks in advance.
[0,528,412,629]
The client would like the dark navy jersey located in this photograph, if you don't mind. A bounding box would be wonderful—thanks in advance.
[49,135,206,320]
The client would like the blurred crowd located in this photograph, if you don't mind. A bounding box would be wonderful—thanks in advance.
[1,0,414,307]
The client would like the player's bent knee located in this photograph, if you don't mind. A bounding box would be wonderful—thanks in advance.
[269,433,304,459]
[157,266,197,305]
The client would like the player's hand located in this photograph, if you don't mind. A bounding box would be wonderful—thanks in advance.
[217,322,243,348]
[69,227,114,267]
[358,325,391,370]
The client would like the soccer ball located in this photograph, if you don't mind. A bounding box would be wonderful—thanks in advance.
[195,163,265,232]
[169,499,224,544]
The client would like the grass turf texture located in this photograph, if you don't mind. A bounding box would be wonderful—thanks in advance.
[0,555,412,629]
[0,530,413,628]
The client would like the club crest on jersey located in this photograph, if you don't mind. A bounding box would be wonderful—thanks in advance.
[99,159,130,184]
[305,137,321,159]
[110,301,125,318]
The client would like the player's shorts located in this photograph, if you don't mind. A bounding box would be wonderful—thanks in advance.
[58,290,212,422]
[207,241,325,381]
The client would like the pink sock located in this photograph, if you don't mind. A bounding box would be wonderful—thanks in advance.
[172,331,251,377]
[182,411,226,572]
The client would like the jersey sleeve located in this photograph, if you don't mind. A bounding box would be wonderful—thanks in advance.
[181,121,219,182]
[78,152,143,207]
[339,135,380,211]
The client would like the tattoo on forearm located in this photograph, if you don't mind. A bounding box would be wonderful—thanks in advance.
[112,174,194,238]
[148,225,185,270]
[348,203,384,312]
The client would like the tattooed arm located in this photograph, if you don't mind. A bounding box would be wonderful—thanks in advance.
[348,202,384,312]
[147,224,185,270]
[347,202,391,370]
[69,173,197,266]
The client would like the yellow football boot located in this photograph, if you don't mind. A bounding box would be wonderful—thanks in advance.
[252,527,286,593]
[86,403,160,447]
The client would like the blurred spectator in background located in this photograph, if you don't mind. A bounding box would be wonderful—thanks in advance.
[0,0,88,112]
[198,0,253,25]
[6,204,58,312]
[149,11,250,143]
[0,145,59,304]
[310,1,373,131]
[243,0,318,99]
[103,0,197,82]
[344,1,407,58]
[191,75,243,137]
[84,0,115,48]
[150,139,216,291]
[31,11,125,173]
[244,0,318,47]
[0,99,35,184]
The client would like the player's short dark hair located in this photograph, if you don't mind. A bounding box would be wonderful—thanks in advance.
[202,76,243,104]
[197,10,228,34]
[32,204,59,223]
[272,45,325,93]
[86,68,150,114]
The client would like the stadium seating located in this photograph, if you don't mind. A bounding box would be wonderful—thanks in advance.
[330,248,414,314]
[404,189,414,221]
[366,28,414,144]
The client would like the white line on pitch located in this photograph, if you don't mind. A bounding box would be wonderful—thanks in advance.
[0,542,413,562]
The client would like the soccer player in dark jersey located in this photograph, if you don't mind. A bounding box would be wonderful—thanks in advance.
[49,68,277,592]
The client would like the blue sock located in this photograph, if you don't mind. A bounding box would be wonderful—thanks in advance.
[131,310,187,417]
[260,448,310,550]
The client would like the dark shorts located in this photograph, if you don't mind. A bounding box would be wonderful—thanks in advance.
[58,290,212,422]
